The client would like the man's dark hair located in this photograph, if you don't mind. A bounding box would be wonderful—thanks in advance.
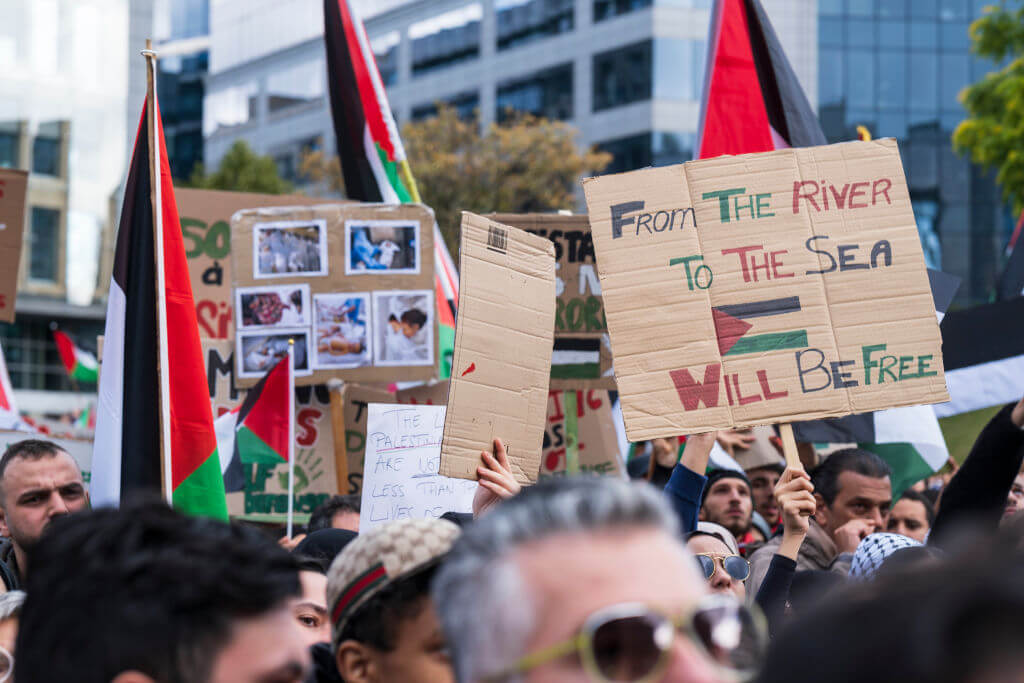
[307,494,361,532]
[811,448,892,507]
[16,500,300,683]
[898,489,936,526]
[339,565,436,651]
[0,439,65,481]
[400,308,427,329]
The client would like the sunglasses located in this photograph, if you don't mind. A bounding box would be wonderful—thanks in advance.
[696,553,751,583]
[490,594,766,682]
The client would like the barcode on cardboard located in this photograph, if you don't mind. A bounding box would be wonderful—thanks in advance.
[487,225,508,254]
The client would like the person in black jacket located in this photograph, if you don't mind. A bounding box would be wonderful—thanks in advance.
[929,397,1024,549]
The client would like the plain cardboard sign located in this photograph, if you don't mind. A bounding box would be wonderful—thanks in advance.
[488,214,614,390]
[440,213,556,484]
[581,139,948,440]
[360,403,476,532]
[0,169,28,322]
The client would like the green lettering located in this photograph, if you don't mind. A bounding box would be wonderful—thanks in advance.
[917,354,937,378]
[566,299,583,331]
[898,355,915,380]
[861,344,886,386]
[555,299,566,332]
[702,188,746,222]
[756,193,774,217]
[879,355,899,383]
[583,296,603,332]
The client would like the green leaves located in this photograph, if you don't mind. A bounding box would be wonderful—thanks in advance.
[186,140,294,195]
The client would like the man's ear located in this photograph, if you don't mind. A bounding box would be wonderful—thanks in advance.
[697,507,706,522]
[111,673,158,683]
[812,493,828,527]
[337,640,377,683]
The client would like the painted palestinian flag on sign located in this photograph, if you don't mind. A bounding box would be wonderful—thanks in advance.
[92,95,228,520]
[53,330,98,384]
[323,0,459,377]
[697,0,826,159]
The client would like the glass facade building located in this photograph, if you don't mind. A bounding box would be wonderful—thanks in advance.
[818,0,1011,305]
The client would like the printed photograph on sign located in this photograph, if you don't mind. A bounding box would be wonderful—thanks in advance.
[345,219,420,275]
[235,284,311,330]
[313,292,372,369]
[252,220,328,278]
[237,328,312,378]
[372,290,433,366]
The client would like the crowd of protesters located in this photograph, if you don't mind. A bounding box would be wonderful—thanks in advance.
[0,396,1019,682]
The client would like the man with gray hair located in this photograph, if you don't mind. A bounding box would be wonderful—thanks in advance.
[432,477,766,683]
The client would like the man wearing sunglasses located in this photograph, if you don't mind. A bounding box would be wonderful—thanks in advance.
[433,478,766,682]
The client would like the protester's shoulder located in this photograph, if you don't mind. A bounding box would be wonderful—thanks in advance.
[748,534,782,567]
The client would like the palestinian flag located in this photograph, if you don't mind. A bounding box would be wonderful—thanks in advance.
[793,270,960,496]
[75,404,95,430]
[323,0,459,377]
[934,297,1024,418]
[92,92,228,520]
[697,0,826,159]
[0,340,34,433]
[216,356,292,493]
[53,330,98,384]
[552,338,601,379]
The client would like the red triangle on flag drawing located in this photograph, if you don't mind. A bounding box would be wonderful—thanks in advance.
[712,308,753,355]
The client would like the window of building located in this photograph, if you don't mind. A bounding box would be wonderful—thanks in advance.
[0,318,102,391]
[203,81,258,136]
[593,41,652,111]
[594,0,652,21]
[267,58,324,114]
[0,122,17,168]
[372,31,401,86]
[29,207,60,282]
[598,131,693,174]
[653,39,705,101]
[411,91,480,121]
[496,64,573,121]
[496,0,573,51]
[32,121,61,176]
[410,4,482,76]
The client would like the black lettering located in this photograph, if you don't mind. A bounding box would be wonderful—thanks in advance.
[805,235,837,275]
[610,201,643,239]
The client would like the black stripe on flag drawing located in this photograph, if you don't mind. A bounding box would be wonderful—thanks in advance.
[552,338,600,379]
[934,296,1024,417]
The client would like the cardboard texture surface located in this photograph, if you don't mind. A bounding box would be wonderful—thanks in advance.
[0,169,28,322]
[487,214,614,390]
[360,403,476,532]
[230,203,437,387]
[582,139,948,440]
[440,213,556,484]
[337,382,396,496]
[539,389,624,478]
[178,188,323,340]
[203,338,340,521]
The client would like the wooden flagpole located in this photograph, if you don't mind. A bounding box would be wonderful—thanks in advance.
[286,339,296,538]
[143,39,174,504]
[779,422,803,472]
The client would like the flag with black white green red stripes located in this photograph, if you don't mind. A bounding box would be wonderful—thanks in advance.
[53,330,98,384]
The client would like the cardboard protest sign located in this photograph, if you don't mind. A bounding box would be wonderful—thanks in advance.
[488,214,614,389]
[177,188,323,341]
[336,382,396,496]
[582,139,948,440]
[0,169,28,322]
[360,403,476,532]
[539,390,624,479]
[231,203,437,387]
[203,338,340,521]
[440,213,556,484]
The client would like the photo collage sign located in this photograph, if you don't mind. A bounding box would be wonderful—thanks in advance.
[230,203,438,387]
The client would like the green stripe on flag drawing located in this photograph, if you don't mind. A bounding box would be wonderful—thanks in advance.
[551,364,601,379]
[236,426,288,465]
[724,330,808,356]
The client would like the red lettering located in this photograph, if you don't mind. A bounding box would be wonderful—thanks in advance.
[296,408,322,447]
[848,181,869,208]
[0,294,6,308]
[548,391,564,423]
[669,364,721,411]
[828,183,850,208]
[792,180,820,213]
[732,374,761,406]
[757,370,788,400]
[872,178,892,205]
[769,250,794,278]
[585,389,602,411]
[196,300,219,338]
[721,245,763,283]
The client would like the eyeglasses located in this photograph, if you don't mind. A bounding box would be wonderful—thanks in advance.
[489,595,766,682]
[696,553,750,583]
